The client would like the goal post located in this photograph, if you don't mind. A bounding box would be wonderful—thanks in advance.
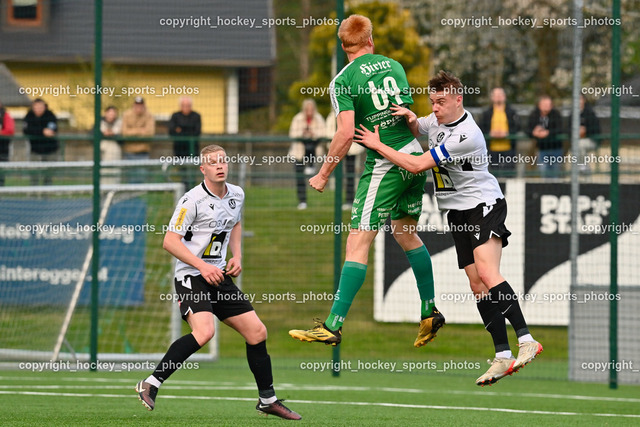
[0,183,218,364]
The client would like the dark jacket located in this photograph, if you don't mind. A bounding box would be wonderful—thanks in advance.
[479,104,520,150]
[168,111,201,157]
[570,103,601,143]
[23,109,59,154]
[527,108,564,151]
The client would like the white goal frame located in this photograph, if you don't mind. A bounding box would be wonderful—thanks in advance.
[0,183,218,364]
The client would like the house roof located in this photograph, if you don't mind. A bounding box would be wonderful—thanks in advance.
[0,63,31,107]
[0,0,275,67]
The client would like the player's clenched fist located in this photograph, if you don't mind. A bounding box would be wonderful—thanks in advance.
[309,173,329,193]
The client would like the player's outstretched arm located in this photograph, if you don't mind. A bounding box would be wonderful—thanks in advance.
[309,110,355,193]
[226,222,242,277]
[390,103,420,138]
[355,124,436,174]
[163,231,225,285]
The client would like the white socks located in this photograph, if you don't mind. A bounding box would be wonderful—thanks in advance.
[518,333,535,345]
[259,396,277,405]
[495,350,513,359]
[145,375,162,388]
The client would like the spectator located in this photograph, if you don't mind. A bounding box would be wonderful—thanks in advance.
[288,99,325,210]
[571,94,601,173]
[479,88,520,173]
[121,96,155,182]
[23,98,59,185]
[168,97,201,189]
[0,98,15,186]
[100,105,123,185]
[326,111,363,210]
[527,95,564,177]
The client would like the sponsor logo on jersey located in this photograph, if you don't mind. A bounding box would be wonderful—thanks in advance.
[209,203,214,211]
[175,208,188,229]
[228,199,237,209]
[459,134,468,142]
[181,197,188,204]
[359,59,393,77]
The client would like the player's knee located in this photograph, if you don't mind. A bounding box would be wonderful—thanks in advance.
[477,268,501,288]
[246,322,268,345]
[192,325,215,345]
[469,280,487,297]
[392,231,420,250]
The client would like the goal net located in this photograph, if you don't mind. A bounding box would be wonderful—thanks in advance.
[0,183,218,364]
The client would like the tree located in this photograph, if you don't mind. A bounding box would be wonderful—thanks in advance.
[275,1,432,131]
[404,0,640,105]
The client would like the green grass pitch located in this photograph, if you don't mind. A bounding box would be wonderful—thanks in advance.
[2,357,640,426]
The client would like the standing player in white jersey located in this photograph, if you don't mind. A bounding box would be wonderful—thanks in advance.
[355,70,543,386]
[135,145,301,420]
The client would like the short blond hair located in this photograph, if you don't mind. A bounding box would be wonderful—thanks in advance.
[200,144,225,157]
[338,14,372,54]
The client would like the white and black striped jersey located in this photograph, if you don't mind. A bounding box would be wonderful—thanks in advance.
[167,181,244,281]
[417,110,504,211]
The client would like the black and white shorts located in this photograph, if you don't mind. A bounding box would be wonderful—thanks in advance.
[174,274,254,321]
[447,198,511,269]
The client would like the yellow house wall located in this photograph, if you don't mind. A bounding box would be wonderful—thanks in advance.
[8,63,226,134]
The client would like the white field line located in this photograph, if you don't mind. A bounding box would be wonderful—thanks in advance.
[0,390,638,419]
[0,376,639,404]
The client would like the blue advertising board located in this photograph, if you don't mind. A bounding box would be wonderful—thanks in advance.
[0,197,146,306]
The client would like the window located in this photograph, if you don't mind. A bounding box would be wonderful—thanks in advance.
[5,0,47,29]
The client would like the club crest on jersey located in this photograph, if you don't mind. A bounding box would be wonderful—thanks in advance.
[437,132,445,143]
[228,199,237,209]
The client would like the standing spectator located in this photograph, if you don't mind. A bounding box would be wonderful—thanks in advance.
[100,105,123,184]
[121,96,155,182]
[527,95,564,177]
[571,94,601,173]
[326,111,364,210]
[288,99,325,210]
[168,97,201,190]
[23,98,59,185]
[479,88,520,173]
[0,98,15,186]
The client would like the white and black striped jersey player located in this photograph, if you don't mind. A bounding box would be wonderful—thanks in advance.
[417,110,504,211]
[168,181,244,282]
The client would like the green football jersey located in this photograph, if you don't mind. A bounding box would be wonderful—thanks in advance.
[329,53,415,159]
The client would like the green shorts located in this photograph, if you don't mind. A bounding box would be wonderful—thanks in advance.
[351,139,426,230]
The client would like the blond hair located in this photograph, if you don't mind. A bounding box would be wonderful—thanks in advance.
[200,144,225,157]
[338,14,372,54]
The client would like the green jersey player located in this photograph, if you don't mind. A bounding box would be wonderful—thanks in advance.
[289,14,444,348]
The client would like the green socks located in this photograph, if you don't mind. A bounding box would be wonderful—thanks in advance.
[405,245,436,318]
[325,261,367,330]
